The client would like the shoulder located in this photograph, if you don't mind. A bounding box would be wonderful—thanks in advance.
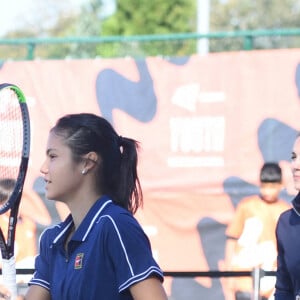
[102,202,135,220]
[237,195,261,207]
[98,204,147,241]
[94,205,152,257]
[100,204,140,229]
[277,207,294,227]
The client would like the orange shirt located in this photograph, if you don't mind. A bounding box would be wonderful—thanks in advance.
[226,195,290,295]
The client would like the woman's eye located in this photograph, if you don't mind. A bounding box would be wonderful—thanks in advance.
[291,154,296,161]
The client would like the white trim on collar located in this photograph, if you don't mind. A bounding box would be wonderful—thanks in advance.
[53,221,73,244]
[82,199,112,241]
[52,199,113,244]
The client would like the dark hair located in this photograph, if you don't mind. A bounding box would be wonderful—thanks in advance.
[0,178,16,203]
[51,113,143,214]
[260,162,282,183]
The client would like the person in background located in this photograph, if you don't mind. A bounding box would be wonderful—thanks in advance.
[0,178,37,299]
[0,179,37,265]
[25,113,168,300]
[225,162,290,300]
[0,180,37,262]
[275,134,300,299]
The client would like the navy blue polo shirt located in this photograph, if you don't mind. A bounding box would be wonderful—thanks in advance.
[29,196,164,299]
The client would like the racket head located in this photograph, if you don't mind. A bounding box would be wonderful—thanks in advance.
[0,83,30,214]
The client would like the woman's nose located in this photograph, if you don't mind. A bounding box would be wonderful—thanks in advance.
[40,159,48,175]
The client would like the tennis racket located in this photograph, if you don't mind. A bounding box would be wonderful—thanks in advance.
[0,83,30,300]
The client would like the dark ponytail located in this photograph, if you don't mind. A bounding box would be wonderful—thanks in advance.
[118,137,143,213]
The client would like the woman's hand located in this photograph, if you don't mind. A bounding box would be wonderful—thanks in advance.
[0,285,11,300]
[0,286,26,300]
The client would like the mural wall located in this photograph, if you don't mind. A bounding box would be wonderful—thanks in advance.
[0,49,300,298]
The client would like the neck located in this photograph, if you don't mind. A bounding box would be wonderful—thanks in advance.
[67,193,102,230]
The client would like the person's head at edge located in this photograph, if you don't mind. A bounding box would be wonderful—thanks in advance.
[40,113,143,214]
[259,162,282,203]
[0,178,15,205]
[291,134,300,191]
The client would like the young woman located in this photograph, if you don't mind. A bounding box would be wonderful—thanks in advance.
[25,113,168,300]
[275,134,300,300]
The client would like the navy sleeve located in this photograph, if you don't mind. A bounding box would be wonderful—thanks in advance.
[101,213,164,293]
[28,228,52,291]
[274,218,294,300]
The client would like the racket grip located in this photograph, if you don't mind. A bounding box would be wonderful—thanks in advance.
[2,257,17,300]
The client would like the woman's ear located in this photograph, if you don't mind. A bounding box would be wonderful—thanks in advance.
[82,152,100,174]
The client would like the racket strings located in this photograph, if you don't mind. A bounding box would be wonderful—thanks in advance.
[0,88,23,202]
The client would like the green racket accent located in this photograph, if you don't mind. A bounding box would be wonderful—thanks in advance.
[10,85,27,103]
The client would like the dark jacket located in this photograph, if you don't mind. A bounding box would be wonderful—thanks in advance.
[275,192,300,300]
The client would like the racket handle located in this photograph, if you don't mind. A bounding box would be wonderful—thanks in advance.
[2,257,17,300]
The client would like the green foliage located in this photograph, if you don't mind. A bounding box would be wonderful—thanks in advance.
[2,0,300,59]
[209,0,300,51]
[101,0,196,35]
[84,0,197,57]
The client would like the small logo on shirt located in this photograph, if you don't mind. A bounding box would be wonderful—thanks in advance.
[74,253,84,269]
